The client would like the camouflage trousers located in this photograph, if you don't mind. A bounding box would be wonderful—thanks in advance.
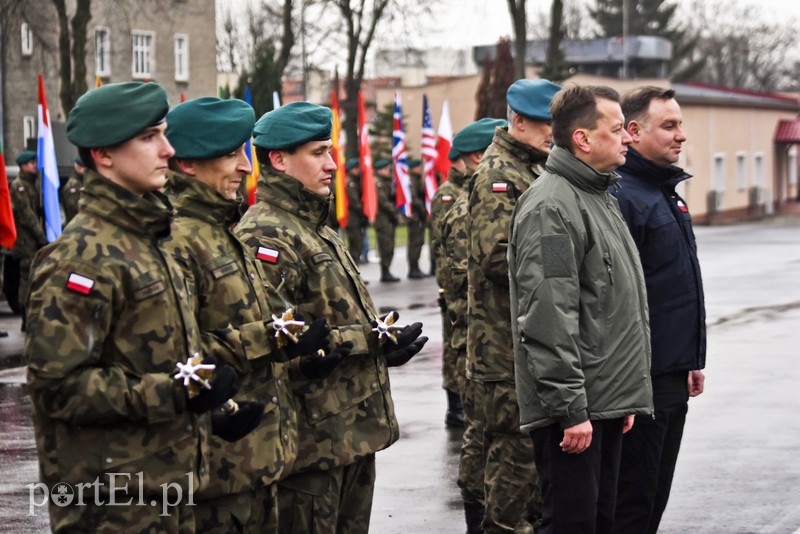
[346,221,366,263]
[277,454,376,533]
[441,307,459,392]
[374,219,396,270]
[194,484,278,533]
[406,218,427,266]
[482,381,542,534]
[48,498,195,534]
[458,372,486,505]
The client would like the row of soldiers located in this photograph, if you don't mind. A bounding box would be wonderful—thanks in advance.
[23,82,428,532]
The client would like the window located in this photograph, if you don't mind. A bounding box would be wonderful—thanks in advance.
[132,31,155,78]
[23,116,35,148]
[95,27,110,76]
[789,147,798,186]
[713,154,726,191]
[21,23,32,56]
[736,152,747,190]
[174,34,189,82]
[753,153,764,186]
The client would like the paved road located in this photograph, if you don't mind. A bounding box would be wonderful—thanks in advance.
[1,216,799,532]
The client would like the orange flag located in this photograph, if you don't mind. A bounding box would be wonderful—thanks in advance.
[331,89,348,227]
[357,91,377,223]
[95,76,103,87]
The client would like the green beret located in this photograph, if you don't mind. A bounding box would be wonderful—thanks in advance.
[407,158,422,168]
[374,158,391,170]
[453,118,507,154]
[253,101,332,150]
[448,146,460,160]
[15,150,36,166]
[67,82,169,148]
[167,97,255,159]
[346,158,360,171]
[506,79,562,121]
[74,155,84,166]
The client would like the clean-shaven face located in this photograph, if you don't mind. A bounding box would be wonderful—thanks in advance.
[282,140,336,196]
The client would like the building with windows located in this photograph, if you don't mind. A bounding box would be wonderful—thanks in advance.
[0,0,216,165]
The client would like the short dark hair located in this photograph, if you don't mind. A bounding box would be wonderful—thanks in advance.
[551,85,620,151]
[77,147,97,172]
[254,146,297,175]
[621,86,676,127]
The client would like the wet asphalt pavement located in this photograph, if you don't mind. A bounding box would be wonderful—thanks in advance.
[1,216,800,533]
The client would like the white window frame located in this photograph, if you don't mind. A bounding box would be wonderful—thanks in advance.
[789,147,798,186]
[753,152,765,187]
[713,153,726,192]
[131,30,155,79]
[174,34,189,82]
[95,26,111,77]
[735,151,747,190]
[23,116,35,147]
[21,23,33,56]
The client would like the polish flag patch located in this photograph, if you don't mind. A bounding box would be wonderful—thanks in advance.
[676,199,688,213]
[257,246,280,263]
[492,182,508,193]
[442,195,453,203]
[66,273,95,295]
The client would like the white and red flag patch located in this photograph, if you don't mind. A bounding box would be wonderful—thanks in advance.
[676,199,688,212]
[66,272,94,295]
[492,182,508,193]
[256,246,280,264]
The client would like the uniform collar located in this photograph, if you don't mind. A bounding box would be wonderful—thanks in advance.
[165,171,242,226]
[491,127,549,167]
[256,170,332,227]
[446,166,467,189]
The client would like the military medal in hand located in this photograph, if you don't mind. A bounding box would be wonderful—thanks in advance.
[174,354,239,414]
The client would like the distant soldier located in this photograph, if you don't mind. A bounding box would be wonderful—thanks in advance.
[10,150,45,324]
[26,82,240,532]
[406,157,430,279]
[235,101,428,532]
[439,117,507,532]
[61,155,86,225]
[374,158,400,282]
[345,157,368,264]
[467,79,561,533]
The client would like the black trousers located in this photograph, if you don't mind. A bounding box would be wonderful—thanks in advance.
[532,418,624,534]
[613,381,688,534]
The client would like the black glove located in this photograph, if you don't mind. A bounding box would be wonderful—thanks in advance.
[385,336,428,367]
[381,322,424,355]
[284,316,331,358]
[300,341,353,379]
[186,358,238,414]
[211,401,265,442]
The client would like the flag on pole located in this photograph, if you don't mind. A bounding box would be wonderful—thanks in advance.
[357,91,377,223]
[392,91,411,217]
[272,91,281,110]
[0,138,17,249]
[421,95,438,215]
[330,88,348,228]
[95,76,103,88]
[243,85,259,206]
[434,99,453,180]
[37,73,62,242]
[180,91,187,103]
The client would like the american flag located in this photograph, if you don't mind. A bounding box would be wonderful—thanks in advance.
[392,91,412,217]
[421,95,438,215]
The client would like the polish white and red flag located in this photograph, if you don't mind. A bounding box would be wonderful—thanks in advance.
[434,100,453,180]
[421,95,438,215]
[66,273,94,295]
[256,246,279,263]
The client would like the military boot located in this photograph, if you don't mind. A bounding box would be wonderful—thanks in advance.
[463,499,485,534]
[408,261,427,279]
[445,389,465,428]
[380,266,400,282]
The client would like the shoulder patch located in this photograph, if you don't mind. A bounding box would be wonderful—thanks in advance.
[17,186,25,192]
[491,182,508,193]
[676,199,688,213]
[66,272,95,295]
[257,246,280,264]
[442,195,453,203]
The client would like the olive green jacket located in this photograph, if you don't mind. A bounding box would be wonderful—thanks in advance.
[10,170,47,258]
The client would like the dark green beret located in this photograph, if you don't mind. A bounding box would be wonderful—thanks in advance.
[15,150,36,165]
[253,101,332,150]
[66,82,169,148]
[506,79,562,121]
[407,158,422,168]
[374,158,391,170]
[74,155,84,166]
[167,97,255,159]
[453,118,507,154]
[346,158,360,171]
[448,146,460,160]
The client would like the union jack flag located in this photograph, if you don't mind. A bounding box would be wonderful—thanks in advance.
[421,95,438,215]
[392,91,412,217]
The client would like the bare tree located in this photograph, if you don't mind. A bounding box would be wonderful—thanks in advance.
[52,0,91,115]
[507,0,527,80]
[539,0,571,82]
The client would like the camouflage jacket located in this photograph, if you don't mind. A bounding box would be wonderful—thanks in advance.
[409,170,428,223]
[164,171,300,498]
[234,170,399,472]
[375,172,398,227]
[466,127,547,382]
[61,171,84,225]
[431,167,466,289]
[10,170,47,258]
[25,169,211,503]
[347,170,367,226]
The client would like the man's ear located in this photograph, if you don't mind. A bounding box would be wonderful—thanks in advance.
[174,159,196,176]
[90,147,113,170]
[269,150,286,172]
[627,120,642,143]
[572,129,590,154]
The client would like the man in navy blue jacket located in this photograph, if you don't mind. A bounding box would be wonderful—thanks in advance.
[611,86,707,534]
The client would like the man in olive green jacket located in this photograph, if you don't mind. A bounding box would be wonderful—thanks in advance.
[61,156,85,225]
[509,84,654,534]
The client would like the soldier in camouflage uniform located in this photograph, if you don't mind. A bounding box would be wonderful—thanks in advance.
[373,158,400,282]
[345,157,368,264]
[25,82,242,533]
[439,118,507,533]
[10,150,46,323]
[163,97,351,533]
[466,79,561,534]
[61,156,85,225]
[406,157,430,279]
[234,101,428,532]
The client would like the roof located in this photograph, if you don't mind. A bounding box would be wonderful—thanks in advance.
[775,119,800,143]
[673,82,800,112]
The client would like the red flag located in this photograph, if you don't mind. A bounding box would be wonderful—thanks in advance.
[434,100,453,180]
[358,91,377,223]
[180,91,187,103]
[421,95,438,214]
[0,140,17,248]
[331,89,348,227]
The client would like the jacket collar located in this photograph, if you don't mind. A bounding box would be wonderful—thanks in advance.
[619,147,692,187]
[79,169,174,237]
[491,127,549,168]
[165,171,242,227]
[256,170,332,227]
[446,166,467,189]
[546,145,621,194]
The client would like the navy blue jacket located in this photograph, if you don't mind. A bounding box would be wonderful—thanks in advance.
[612,148,706,377]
